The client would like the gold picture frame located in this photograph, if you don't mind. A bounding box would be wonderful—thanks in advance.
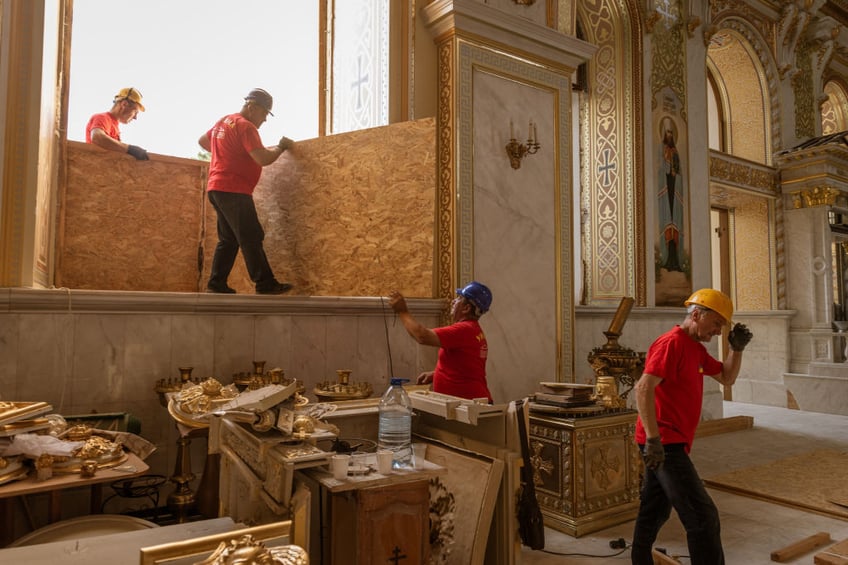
[139,520,291,565]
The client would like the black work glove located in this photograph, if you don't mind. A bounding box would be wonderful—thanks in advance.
[127,145,149,161]
[643,436,664,470]
[277,136,294,151]
[728,323,753,351]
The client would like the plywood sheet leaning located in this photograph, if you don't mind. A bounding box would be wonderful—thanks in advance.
[203,118,436,296]
[59,143,206,292]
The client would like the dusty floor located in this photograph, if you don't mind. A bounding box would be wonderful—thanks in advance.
[520,401,848,564]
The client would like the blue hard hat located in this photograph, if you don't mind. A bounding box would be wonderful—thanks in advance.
[456,281,493,314]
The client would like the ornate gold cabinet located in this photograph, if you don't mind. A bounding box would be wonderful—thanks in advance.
[528,410,641,536]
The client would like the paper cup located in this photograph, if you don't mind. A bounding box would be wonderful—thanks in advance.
[330,454,350,480]
[412,443,427,467]
[376,450,393,474]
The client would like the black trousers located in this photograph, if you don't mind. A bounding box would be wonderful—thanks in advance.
[631,444,725,565]
[207,190,278,291]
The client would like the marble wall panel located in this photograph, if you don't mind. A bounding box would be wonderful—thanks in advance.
[212,315,257,379]
[253,315,294,371]
[70,314,127,408]
[169,315,216,378]
[123,315,173,399]
[472,67,560,404]
[202,118,437,297]
[361,314,407,386]
[0,313,19,396]
[290,317,330,385]
[16,314,74,404]
[323,317,366,389]
[60,143,205,292]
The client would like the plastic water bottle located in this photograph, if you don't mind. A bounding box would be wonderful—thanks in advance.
[378,378,412,468]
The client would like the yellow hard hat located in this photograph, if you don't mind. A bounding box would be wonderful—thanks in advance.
[684,288,733,324]
[114,87,145,111]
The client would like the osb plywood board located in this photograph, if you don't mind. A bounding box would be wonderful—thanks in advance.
[704,449,848,520]
[201,118,436,297]
[59,142,206,292]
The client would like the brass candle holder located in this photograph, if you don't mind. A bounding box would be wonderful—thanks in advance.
[313,369,373,401]
[587,297,644,408]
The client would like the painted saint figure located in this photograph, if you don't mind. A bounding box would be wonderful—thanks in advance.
[658,121,683,272]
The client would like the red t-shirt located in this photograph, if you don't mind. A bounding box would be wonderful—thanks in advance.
[433,320,491,402]
[634,325,723,452]
[206,113,264,195]
[85,112,120,143]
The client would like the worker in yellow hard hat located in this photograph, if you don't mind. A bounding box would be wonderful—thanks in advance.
[630,288,752,564]
[85,87,149,160]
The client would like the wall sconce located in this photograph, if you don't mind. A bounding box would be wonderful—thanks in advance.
[505,120,540,170]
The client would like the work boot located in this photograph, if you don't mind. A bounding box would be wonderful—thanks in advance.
[256,282,293,295]
[206,284,236,294]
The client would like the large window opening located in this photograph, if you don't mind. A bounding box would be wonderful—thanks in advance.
[67,0,319,159]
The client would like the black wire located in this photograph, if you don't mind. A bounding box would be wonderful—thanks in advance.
[380,296,395,378]
[539,546,629,558]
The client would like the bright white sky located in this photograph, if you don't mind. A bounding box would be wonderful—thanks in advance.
[67,0,318,159]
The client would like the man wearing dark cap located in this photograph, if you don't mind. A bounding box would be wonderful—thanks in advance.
[85,87,149,160]
[198,88,295,295]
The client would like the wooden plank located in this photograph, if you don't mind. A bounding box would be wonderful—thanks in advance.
[770,532,832,562]
[652,549,682,564]
[816,539,848,565]
[695,415,754,438]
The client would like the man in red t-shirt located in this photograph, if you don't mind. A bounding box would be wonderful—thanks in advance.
[388,281,493,402]
[198,88,294,295]
[85,87,149,160]
[631,289,752,565]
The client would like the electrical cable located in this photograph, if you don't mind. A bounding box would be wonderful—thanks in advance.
[539,546,629,558]
[379,296,395,378]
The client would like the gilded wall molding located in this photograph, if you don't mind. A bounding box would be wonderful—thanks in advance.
[577,0,644,305]
[774,193,786,309]
[709,0,774,56]
[436,40,456,303]
[795,38,817,139]
[650,3,687,120]
[790,185,843,208]
[708,152,779,197]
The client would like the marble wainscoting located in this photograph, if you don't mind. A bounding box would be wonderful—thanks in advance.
[783,373,848,416]
[0,288,440,515]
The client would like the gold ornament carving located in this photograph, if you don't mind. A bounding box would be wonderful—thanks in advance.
[791,186,840,208]
[589,443,622,490]
[194,535,308,565]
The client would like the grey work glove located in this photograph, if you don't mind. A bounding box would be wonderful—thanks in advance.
[728,323,753,351]
[127,144,149,161]
[278,136,294,151]
[643,436,664,470]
